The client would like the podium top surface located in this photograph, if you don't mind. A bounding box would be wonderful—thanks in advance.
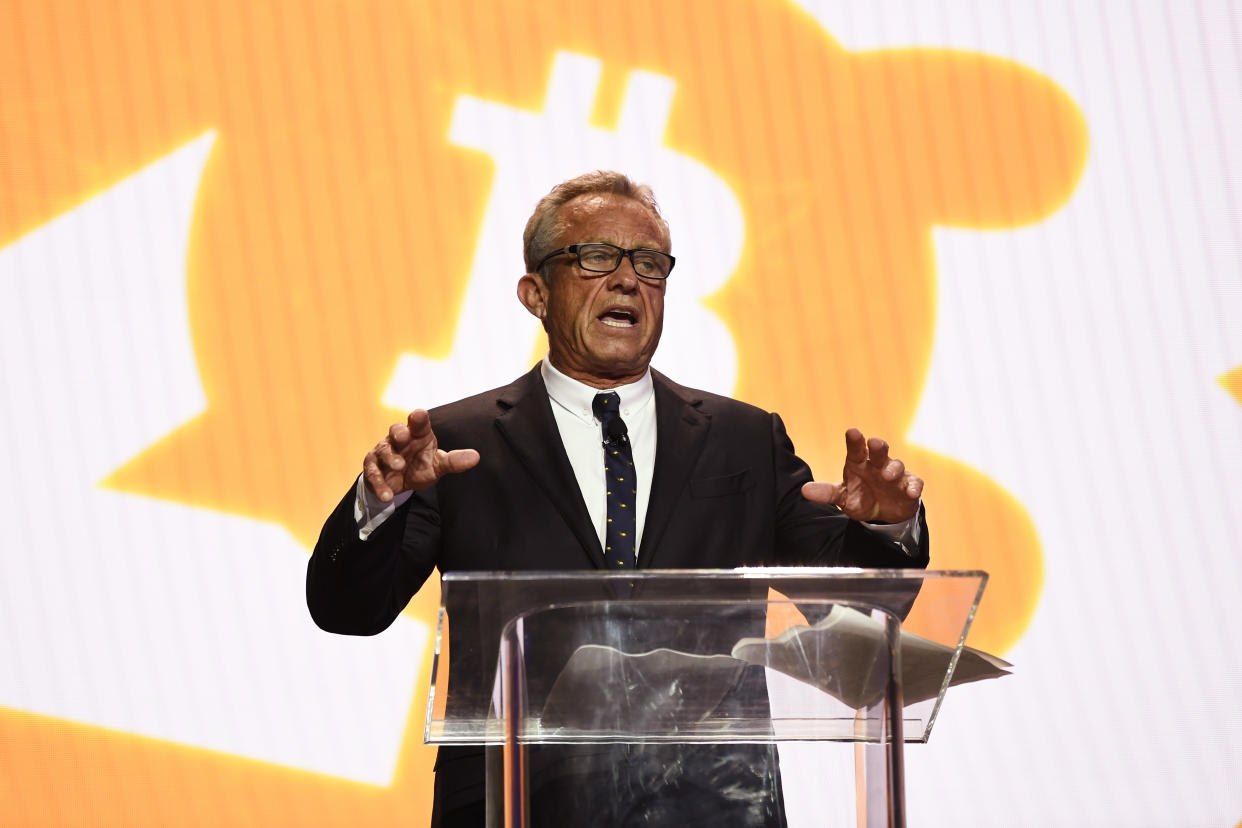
[441,566,985,582]
[427,569,989,746]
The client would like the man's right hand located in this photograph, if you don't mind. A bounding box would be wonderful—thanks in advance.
[363,409,480,502]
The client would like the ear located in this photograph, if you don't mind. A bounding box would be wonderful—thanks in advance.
[517,272,549,323]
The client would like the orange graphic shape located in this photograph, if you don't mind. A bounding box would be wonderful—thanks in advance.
[1,0,1084,823]
[1221,365,1242,407]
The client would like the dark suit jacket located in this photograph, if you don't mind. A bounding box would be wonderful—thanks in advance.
[307,365,929,825]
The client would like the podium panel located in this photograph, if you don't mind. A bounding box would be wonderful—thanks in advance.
[425,569,994,827]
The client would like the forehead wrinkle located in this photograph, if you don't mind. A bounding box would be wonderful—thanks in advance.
[555,195,671,253]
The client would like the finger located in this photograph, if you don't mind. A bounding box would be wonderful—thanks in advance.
[905,475,924,500]
[388,422,411,448]
[407,409,433,440]
[437,448,481,477]
[880,457,905,483]
[844,428,867,464]
[801,480,844,505]
[867,437,890,469]
[362,451,394,502]
[375,440,405,472]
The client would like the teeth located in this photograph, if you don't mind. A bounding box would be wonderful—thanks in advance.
[600,310,636,328]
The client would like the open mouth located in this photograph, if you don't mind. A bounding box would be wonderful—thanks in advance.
[599,308,638,328]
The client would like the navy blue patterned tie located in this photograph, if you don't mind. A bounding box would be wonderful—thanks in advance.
[593,392,637,570]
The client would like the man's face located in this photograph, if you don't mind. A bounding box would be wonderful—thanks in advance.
[520,193,669,388]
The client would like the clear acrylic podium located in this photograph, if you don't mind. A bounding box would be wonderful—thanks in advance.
[425,569,990,827]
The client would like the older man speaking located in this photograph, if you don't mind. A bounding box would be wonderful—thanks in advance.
[308,171,927,826]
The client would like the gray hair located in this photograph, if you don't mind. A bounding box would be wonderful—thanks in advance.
[522,171,671,275]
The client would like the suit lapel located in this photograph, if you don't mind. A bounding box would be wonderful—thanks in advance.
[638,371,710,568]
[494,367,607,568]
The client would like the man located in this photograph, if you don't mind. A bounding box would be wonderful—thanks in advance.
[308,171,928,826]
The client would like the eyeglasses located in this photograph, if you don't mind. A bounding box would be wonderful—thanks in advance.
[535,243,675,281]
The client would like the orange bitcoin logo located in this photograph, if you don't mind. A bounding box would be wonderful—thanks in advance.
[1,0,1085,824]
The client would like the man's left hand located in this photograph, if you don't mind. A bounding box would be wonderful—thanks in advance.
[801,428,923,523]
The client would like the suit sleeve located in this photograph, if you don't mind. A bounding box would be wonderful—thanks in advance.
[306,482,443,635]
[769,413,929,569]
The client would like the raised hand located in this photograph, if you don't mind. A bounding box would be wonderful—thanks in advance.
[362,409,480,502]
[801,428,922,523]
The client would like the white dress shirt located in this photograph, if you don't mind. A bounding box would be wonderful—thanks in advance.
[540,359,658,553]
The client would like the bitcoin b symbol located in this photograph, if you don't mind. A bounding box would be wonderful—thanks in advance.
[382,51,744,410]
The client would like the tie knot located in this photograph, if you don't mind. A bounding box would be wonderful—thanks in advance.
[592,392,621,423]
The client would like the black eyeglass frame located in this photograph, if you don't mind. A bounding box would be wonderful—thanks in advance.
[535,243,676,280]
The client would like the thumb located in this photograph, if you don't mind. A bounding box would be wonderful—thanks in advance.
[801,480,844,505]
[439,448,481,476]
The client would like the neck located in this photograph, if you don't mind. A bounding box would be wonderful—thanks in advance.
[547,355,647,389]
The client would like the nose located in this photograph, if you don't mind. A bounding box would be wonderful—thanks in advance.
[605,256,641,292]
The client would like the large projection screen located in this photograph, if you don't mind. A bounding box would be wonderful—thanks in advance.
[2,1,1240,825]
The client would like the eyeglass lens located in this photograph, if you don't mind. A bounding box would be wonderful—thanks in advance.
[575,243,672,279]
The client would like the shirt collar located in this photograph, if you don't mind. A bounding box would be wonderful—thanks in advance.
[541,357,655,424]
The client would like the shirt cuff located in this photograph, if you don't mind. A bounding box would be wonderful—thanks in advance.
[859,502,923,557]
[354,474,412,540]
